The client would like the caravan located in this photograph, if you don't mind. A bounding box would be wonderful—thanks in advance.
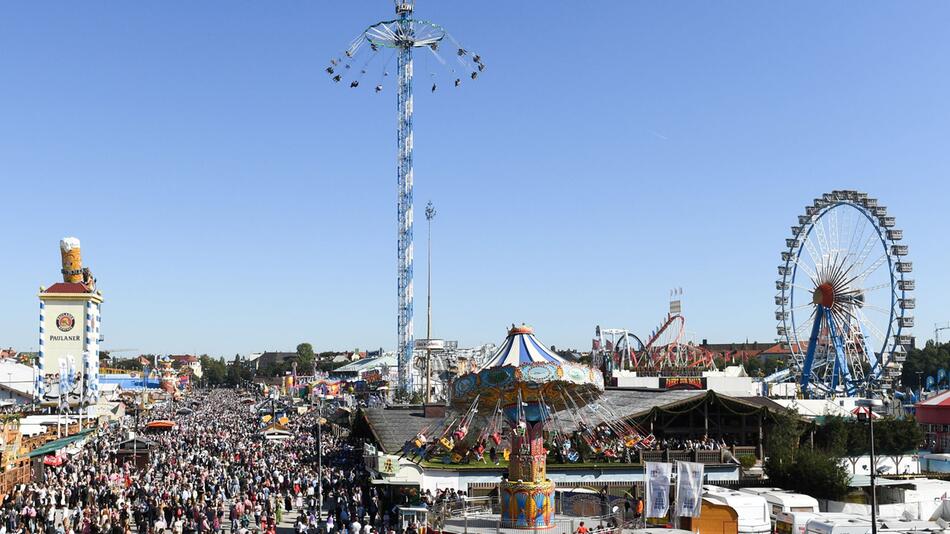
[775,512,820,534]
[703,485,772,534]
[739,487,820,518]
[805,514,872,534]
[740,487,820,532]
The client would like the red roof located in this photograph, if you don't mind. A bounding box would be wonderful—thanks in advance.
[919,390,950,407]
[916,391,950,425]
[43,282,91,294]
[170,354,198,363]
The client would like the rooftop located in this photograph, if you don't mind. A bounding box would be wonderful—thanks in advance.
[357,389,782,454]
[336,354,397,374]
[42,282,92,294]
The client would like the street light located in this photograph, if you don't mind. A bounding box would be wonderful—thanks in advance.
[424,201,436,404]
[314,395,325,523]
[856,398,884,534]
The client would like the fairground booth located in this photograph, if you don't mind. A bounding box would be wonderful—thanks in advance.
[917,391,950,452]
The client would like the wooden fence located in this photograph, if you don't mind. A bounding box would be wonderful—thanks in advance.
[0,465,30,498]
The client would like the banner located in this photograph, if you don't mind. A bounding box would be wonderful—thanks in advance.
[645,462,672,518]
[675,461,705,518]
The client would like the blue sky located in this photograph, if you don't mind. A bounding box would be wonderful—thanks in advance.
[1,2,948,357]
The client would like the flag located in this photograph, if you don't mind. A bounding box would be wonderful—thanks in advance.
[58,359,69,410]
[675,461,705,518]
[645,462,672,518]
[940,368,948,385]
[927,376,936,390]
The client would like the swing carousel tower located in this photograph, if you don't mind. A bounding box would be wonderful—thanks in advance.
[329,1,485,395]
[450,325,605,529]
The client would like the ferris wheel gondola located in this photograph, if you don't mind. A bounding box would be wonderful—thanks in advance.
[776,190,913,398]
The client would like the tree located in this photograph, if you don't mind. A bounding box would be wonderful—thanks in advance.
[901,340,950,389]
[765,410,850,500]
[814,415,922,457]
[813,416,849,456]
[784,448,851,500]
[112,356,148,372]
[296,343,315,371]
[199,354,227,386]
[227,354,254,385]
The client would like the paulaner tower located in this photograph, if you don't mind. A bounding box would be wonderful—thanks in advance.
[36,237,102,415]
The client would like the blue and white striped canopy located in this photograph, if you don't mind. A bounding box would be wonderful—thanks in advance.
[481,325,567,369]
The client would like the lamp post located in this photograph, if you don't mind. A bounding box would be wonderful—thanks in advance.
[315,395,324,522]
[856,398,883,534]
[424,201,436,403]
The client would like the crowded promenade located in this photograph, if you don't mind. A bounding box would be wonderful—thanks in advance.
[0,390,406,534]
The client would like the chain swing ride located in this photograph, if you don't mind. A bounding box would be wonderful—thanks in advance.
[329,1,485,395]
[401,325,656,529]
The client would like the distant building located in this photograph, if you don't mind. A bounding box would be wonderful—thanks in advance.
[701,341,771,363]
[168,354,203,378]
[334,354,398,381]
[0,359,36,405]
[254,352,297,371]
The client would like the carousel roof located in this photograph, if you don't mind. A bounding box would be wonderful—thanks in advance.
[449,324,604,412]
[480,325,567,369]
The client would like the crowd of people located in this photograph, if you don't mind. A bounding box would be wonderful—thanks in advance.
[0,389,414,534]
[645,435,728,451]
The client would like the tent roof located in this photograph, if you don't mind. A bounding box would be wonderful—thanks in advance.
[480,325,566,369]
[28,430,93,458]
[336,354,398,373]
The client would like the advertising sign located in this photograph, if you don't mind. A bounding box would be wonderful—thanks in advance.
[660,377,705,390]
[42,300,86,373]
[378,454,400,475]
[414,339,445,350]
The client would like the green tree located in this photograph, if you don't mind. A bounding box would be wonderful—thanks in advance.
[785,448,851,500]
[227,354,254,385]
[296,343,315,371]
[112,356,147,371]
[901,340,950,389]
[765,410,850,500]
[813,416,849,456]
[199,354,227,386]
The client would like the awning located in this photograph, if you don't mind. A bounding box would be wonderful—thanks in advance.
[371,479,420,486]
[144,420,175,430]
[29,430,93,458]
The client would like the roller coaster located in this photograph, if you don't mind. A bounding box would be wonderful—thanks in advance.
[593,312,715,374]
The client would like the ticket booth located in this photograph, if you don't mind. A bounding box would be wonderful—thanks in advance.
[396,506,428,534]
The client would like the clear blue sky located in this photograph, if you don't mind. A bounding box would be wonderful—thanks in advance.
[2,2,949,357]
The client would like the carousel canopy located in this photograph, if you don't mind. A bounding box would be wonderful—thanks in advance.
[450,324,604,412]
[481,325,567,369]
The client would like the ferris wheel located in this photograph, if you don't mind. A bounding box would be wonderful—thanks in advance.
[776,190,914,397]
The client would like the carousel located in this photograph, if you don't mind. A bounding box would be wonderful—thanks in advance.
[411,325,652,529]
